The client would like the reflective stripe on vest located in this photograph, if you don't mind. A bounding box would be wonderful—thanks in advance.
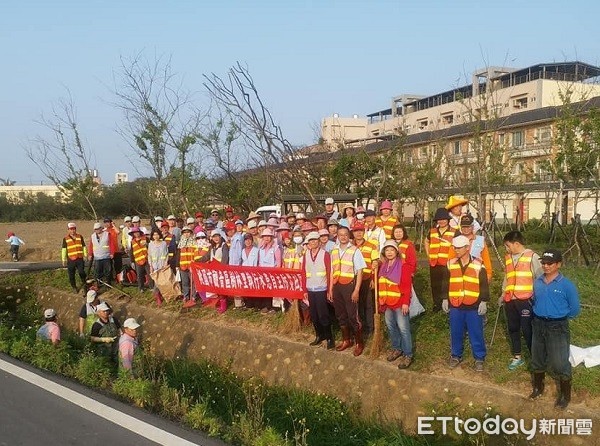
[356,241,374,279]
[448,258,482,307]
[305,249,327,290]
[283,248,300,269]
[331,245,358,285]
[91,231,111,259]
[428,228,454,267]
[378,276,402,307]
[375,216,397,240]
[179,246,196,270]
[131,239,148,265]
[504,249,534,301]
[65,235,84,260]
[399,241,409,261]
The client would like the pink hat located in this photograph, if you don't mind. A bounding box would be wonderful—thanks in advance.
[318,229,329,237]
[380,200,393,211]
[277,222,290,231]
[267,218,279,228]
[356,206,365,214]
[300,221,314,232]
[261,228,275,237]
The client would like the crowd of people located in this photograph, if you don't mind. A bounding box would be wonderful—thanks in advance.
[53,196,581,408]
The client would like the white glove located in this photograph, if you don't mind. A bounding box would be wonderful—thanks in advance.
[442,299,449,313]
[497,295,504,306]
[478,302,488,316]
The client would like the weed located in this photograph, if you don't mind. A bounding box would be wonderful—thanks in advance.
[184,401,224,437]
[74,351,114,388]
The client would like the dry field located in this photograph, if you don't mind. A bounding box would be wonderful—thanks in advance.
[0,220,98,262]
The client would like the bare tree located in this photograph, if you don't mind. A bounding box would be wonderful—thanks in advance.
[25,92,99,219]
[112,52,206,214]
[203,62,324,209]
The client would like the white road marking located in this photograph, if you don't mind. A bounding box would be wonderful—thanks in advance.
[0,358,199,446]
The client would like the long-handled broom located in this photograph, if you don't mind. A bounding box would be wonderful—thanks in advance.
[369,267,383,359]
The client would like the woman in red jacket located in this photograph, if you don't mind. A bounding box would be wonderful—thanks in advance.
[378,240,414,369]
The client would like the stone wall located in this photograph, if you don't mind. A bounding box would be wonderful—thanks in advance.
[37,288,599,445]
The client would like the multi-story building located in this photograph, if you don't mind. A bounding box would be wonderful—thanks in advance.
[321,62,600,223]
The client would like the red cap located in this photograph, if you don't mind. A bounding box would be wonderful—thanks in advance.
[225,206,234,212]
[224,222,236,231]
[351,221,366,231]
[195,212,204,218]
[160,221,169,228]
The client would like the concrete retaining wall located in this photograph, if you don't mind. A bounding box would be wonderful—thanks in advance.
[37,288,599,445]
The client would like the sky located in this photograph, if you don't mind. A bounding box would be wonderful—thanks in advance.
[2,0,600,185]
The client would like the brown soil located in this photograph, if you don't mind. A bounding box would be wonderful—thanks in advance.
[0,220,97,262]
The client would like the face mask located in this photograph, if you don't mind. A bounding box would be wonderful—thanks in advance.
[293,236,303,244]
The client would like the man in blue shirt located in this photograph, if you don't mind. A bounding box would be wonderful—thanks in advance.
[529,249,580,409]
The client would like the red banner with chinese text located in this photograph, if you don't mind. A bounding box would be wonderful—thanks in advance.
[190,260,306,299]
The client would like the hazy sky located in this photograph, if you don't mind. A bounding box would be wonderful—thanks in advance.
[2,0,600,184]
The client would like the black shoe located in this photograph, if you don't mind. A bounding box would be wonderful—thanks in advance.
[309,336,325,346]
[326,339,335,350]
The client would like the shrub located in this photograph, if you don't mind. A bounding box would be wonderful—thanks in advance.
[30,340,74,375]
[74,351,113,388]
[112,375,158,408]
[10,337,34,362]
[184,402,224,437]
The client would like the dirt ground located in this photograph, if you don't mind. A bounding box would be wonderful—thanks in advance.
[0,220,98,262]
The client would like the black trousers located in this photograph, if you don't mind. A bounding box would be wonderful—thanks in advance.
[357,279,374,335]
[429,265,447,312]
[505,299,533,356]
[67,258,86,289]
[332,281,361,334]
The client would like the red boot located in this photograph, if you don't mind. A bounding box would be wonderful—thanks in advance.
[336,326,354,351]
[217,298,227,314]
[353,327,364,357]
[154,291,163,308]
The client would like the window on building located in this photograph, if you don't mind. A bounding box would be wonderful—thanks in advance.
[512,162,524,176]
[417,118,428,130]
[442,113,454,125]
[512,131,524,148]
[453,141,461,155]
[419,146,428,159]
[536,126,552,142]
[513,96,528,109]
[498,133,505,145]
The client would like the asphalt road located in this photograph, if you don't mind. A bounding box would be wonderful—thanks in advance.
[0,354,227,446]
[0,261,62,272]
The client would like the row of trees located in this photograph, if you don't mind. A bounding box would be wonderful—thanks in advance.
[21,54,600,222]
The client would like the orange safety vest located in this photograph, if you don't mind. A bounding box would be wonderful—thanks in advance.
[331,244,358,285]
[196,245,209,260]
[163,234,174,260]
[428,228,455,267]
[448,258,482,307]
[283,247,300,269]
[179,246,197,271]
[399,241,409,261]
[378,276,401,307]
[355,239,376,279]
[131,238,148,266]
[375,216,397,240]
[64,234,85,260]
[504,249,534,302]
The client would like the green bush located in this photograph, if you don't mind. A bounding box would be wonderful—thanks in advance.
[30,340,74,375]
[112,375,158,408]
[10,337,34,362]
[184,402,224,438]
[74,351,114,388]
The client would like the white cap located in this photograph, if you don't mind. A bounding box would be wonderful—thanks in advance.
[167,214,176,220]
[124,216,132,222]
[305,231,319,242]
[96,302,111,312]
[247,220,257,229]
[296,213,306,220]
[452,235,470,248]
[86,289,98,303]
[325,197,334,205]
[195,231,206,238]
[67,222,77,229]
[210,229,222,237]
[93,222,102,230]
[154,216,163,221]
[123,318,141,329]
[44,308,56,319]
[257,219,267,227]
[186,217,195,224]
[132,216,141,222]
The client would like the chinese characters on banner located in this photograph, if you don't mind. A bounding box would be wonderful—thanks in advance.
[190,260,306,299]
